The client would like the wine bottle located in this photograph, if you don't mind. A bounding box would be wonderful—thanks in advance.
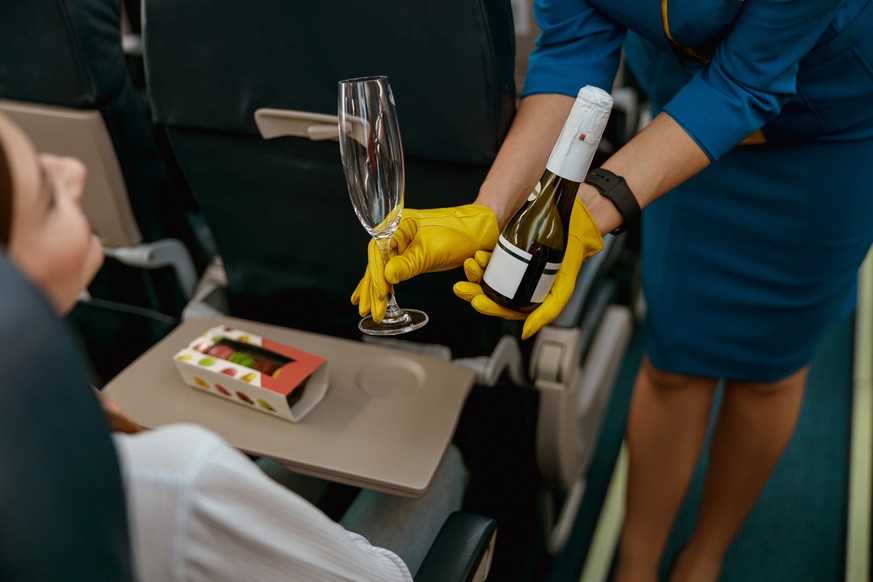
[481,85,612,313]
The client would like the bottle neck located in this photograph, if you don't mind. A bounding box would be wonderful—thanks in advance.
[545,86,611,182]
[545,132,600,184]
[539,169,582,222]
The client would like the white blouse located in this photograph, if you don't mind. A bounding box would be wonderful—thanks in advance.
[114,424,412,581]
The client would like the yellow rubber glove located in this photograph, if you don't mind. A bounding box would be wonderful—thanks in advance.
[351,238,390,322]
[453,198,604,340]
[351,204,500,322]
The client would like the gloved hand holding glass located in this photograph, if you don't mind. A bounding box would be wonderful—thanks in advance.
[351,203,500,320]
[339,75,428,335]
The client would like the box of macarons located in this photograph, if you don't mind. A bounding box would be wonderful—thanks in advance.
[174,325,328,422]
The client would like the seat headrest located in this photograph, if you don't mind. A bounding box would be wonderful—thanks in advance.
[144,0,516,164]
[0,0,129,108]
[0,255,134,580]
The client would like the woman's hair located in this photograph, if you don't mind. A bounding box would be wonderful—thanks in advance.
[0,135,11,248]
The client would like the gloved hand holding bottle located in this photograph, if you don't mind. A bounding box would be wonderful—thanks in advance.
[454,86,612,339]
[453,197,603,340]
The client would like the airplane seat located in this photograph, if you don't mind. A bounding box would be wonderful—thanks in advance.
[0,255,135,581]
[0,0,216,384]
[141,0,517,357]
[142,0,638,573]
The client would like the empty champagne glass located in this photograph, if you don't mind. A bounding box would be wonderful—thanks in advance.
[338,75,428,335]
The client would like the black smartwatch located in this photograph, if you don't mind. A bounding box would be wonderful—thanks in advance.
[584,168,641,235]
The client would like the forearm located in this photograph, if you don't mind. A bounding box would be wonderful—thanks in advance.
[578,112,711,234]
[476,98,710,235]
[475,93,576,227]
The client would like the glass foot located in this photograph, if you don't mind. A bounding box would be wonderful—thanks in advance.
[358,309,428,336]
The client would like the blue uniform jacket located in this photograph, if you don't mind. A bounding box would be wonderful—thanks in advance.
[524,0,873,160]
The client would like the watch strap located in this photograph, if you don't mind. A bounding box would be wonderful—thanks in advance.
[584,168,640,235]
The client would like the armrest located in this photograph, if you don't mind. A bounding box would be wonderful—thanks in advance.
[415,511,497,582]
[254,108,339,141]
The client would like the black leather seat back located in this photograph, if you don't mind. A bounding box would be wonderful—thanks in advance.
[0,256,134,581]
[145,1,515,162]
[0,0,203,254]
[0,0,215,384]
[143,0,517,351]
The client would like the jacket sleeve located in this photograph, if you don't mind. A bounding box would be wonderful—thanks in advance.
[663,0,842,160]
[522,0,625,97]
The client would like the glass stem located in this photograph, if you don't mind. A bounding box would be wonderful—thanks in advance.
[377,237,408,323]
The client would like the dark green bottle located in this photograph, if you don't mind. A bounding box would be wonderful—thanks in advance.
[482,86,612,312]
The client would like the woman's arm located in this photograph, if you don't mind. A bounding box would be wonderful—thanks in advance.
[475,93,575,227]
[474,96,711,235]
[581,111,711,233]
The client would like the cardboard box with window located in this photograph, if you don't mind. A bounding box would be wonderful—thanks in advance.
[174,325,328,422]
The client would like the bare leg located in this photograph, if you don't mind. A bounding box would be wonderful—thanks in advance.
[614,357,719,582]
[669,366,809,582]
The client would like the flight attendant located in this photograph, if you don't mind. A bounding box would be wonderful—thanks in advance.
[354,1,873,579]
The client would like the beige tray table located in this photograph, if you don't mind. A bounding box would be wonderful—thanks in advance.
[104,316,475,497]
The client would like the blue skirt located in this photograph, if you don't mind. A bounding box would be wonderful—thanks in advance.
[642,137,873,381]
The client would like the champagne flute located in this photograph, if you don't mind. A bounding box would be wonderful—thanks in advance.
[338,75,428,335]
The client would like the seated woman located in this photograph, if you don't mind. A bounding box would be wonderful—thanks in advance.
[0,112,465,581]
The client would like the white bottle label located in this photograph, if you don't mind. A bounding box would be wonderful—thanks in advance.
[484,236,562,304]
